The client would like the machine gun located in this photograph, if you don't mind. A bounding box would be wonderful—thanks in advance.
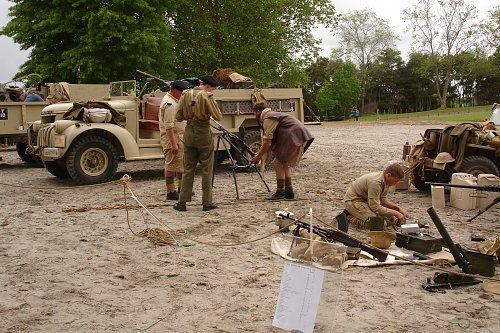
[277,212,389,262]
[210,118,270,199]
[425,182,499,221]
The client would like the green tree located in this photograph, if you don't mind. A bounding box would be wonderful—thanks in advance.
[315,62,361,120]
[1,0,176,83]
[403,0,480,108]
[168,0,339,85]
[332,9,398,111]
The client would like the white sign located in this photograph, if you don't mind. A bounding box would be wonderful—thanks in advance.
[272,261,324,333]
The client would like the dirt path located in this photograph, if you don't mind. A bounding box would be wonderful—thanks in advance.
[1,122,498,332]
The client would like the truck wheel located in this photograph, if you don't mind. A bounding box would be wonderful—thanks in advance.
[66,136,118,184]
[16,142,35,163]
[44,160,70,178]
[459,156,499,177]
[235,130,273,168]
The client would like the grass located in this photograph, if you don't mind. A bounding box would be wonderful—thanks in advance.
[346,105,493,123]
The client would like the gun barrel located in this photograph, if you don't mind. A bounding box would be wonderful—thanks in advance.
[135,69,169,85]
[427,207,472,273]
[425,182,500,192]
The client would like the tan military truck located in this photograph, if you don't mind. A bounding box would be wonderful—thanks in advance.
[33,78,304,184]
[0,75,108,163]
[408,103,500,191]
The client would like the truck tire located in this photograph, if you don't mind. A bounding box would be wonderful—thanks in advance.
[459,155,499,177]
[66,136,118,184]
[44,159,70,178]
[16,142,34,163]
[234,130,273,168]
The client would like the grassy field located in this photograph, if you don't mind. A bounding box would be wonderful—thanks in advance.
[345,105,493,123]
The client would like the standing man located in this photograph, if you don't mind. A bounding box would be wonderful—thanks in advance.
[173,75,222,211]
[352,107,360,121]
[159,80,189,200]
[251,103,314,200]
[343,163,408,229]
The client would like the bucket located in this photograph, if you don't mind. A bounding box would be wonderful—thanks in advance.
[369,216,385,231]
[450,173,477,210]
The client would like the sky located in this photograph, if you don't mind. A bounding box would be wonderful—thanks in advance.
[0,0,498,83]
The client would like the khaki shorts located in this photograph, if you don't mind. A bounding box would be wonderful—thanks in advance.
[164,142,184,173]
[286,143,305,167]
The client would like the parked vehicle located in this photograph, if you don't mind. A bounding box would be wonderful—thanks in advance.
[0,74,108,163]
[408,104,500,191]
[32,74,304,184]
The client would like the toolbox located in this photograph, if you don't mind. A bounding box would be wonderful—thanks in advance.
[395,232,443,254]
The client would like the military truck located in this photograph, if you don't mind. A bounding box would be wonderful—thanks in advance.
[408,104,500,191]
[0,75,109,163]
[32,77,304,184]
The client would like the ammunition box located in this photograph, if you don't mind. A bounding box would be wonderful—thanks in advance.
[464,249,497,277]
[395,233,443,254]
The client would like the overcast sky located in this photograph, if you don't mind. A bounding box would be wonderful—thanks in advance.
[0,0,498,83]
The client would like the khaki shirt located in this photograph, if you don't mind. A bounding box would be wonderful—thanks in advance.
[260,108,279,140]
[159,92,185,150]
[175,87,222,122]
[344,171,391,216]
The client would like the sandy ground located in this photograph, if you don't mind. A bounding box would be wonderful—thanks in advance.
[0,122,499,333]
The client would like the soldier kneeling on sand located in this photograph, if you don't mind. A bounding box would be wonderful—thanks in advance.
[343,163,408,229]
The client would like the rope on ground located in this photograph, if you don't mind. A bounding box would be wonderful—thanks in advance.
[312,214,500,282]
[121,174,301,247]
[0,179,123,190]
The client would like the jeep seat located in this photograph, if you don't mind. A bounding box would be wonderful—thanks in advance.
[139,96,162,131]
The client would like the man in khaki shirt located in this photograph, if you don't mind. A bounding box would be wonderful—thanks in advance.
[159,80,189,200]
[173,75,222,212]
[344,163,408,229]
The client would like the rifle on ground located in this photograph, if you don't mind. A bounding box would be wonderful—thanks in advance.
[277,212,388,262]
[425,182,500,192]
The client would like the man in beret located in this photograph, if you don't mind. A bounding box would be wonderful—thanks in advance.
[173,75,222,211]
[251,102,314,200]
[159,80,189,200]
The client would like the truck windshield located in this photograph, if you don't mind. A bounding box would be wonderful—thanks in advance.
[110,81,136,97]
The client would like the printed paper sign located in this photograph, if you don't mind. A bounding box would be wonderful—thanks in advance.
[272,261,324,333]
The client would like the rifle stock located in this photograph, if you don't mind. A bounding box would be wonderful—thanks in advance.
[279,213,388,262]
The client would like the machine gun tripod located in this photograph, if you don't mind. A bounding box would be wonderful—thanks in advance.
[210,118,270,199]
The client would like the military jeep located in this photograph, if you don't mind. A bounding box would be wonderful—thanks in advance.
[33,78,304,184]
[408,104,500,191]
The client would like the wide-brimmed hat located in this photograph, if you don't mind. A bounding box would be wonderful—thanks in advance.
[200,75,219,87]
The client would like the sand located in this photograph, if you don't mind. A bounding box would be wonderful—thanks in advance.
[1,122,499,332]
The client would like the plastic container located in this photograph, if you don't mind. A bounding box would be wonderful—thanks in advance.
[450,173,477,210]
[476,174,500,209]
[431,185,445,209]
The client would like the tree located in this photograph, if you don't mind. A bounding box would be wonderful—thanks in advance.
[403,0,479,108]
[167,0,339,85]
[478,6,500,54]
[1,0,174,83]
[332,9,398,111]
[315,62,361,120]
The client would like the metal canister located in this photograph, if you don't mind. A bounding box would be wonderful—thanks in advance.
[402,141,411,160]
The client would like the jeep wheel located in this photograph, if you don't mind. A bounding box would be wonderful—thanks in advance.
[411,166,430,192]
[66,136,118,184]
[459,155,499,177]
[44,159,70,178]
